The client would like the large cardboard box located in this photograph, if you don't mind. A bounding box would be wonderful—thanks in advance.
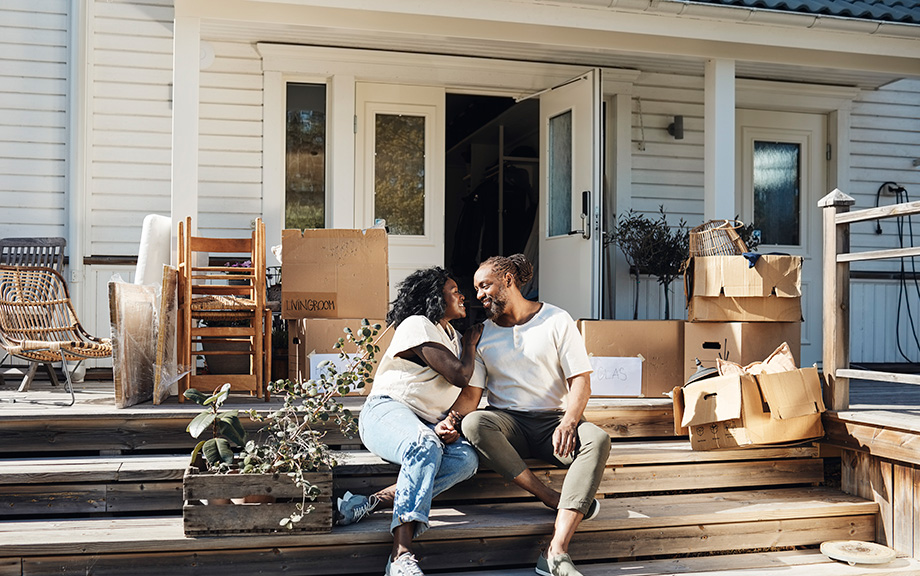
[684,321,800,383]
[673,366,825,450]
[578,320,684,398]
[288,318,393,395]
[685,255,802,322]
[281,229,389,320]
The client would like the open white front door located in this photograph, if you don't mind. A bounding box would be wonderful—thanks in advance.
[538,69,603,320]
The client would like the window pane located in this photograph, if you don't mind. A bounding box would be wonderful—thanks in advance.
[285,83,326,229]
[374,113,426,236]
[753,140,800,245]
[548,111,572,237]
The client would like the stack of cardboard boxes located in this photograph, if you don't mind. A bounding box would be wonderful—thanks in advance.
[280,229,393,393]
[675,254,825,450]
[682,254,802,382]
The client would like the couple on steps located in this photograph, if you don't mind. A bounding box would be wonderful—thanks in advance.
[337,254,609,576]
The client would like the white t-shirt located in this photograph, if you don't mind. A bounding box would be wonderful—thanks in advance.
[470,303,592,411]
[369,315,483,423]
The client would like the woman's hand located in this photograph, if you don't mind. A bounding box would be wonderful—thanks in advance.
[435,411,462,444]
[461,322,483,349]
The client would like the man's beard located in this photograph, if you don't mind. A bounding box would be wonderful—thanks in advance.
[484,285,508,319]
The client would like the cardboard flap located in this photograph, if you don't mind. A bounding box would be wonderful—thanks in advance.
[757,366,825,420]
[692,255,802,298]
[680,374,744,428]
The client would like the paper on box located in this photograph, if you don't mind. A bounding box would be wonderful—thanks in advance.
[676,366,825,450]
[281,229,389,320]
[578,320,684,397]
[685,255,803,322]
[588,356,642,396]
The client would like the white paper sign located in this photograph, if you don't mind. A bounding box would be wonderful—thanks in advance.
[589,356,643,397]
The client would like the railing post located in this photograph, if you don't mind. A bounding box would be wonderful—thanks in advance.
[819,189,856,411]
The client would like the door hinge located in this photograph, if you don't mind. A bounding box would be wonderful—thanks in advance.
[826,144,832,161]
[354,115,358,134]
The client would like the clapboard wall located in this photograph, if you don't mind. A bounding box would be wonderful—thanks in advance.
[0,0,70,239]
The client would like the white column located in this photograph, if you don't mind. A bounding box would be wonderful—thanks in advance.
[262,70,284,259]
[328,74,356,229]
[171,15,201,248]
[704,59,735,221]
[67,0,91,311]
[611,92,634,320]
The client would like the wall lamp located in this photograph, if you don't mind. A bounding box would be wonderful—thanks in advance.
[667,115,684,140]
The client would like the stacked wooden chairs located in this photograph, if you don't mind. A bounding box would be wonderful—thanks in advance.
[177,217,270,401]
[0,265,113,406]
[0,237,69,391]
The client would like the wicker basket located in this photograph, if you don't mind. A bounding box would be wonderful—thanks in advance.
[689,220,749,257]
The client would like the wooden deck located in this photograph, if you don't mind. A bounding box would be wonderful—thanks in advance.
[2,372,920,575]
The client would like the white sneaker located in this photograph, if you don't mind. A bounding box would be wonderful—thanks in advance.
[387,552,425,576]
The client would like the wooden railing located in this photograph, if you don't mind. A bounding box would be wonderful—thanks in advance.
[820,189,920,410]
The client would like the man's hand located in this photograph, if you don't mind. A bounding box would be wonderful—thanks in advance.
[435,410,463,444]
[552,417,579,458]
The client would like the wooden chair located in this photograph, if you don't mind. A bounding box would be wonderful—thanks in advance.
[0,237,67,390]
[0,266,113,406]
[177,217,269,401]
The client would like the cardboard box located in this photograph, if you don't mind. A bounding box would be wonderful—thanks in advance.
[685,255,802,322]
[684,321,801,383]
[281,228,389,320]
[673,366,825,450]
[288,318,393,395]
[578,320,684,398]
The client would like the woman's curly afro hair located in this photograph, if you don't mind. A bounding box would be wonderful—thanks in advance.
[387,266,455,327]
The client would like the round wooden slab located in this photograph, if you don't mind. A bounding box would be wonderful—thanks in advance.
[821,540,897,566]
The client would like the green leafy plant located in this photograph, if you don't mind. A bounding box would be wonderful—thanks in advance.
[184,383,247,472]
[606,206,689,320]
[184,319,384,529]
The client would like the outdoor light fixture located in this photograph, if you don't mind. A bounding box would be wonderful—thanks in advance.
[667,115,684,140]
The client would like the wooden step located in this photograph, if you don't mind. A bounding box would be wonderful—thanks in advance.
[0,396,677,455]
[0,441,822,517]
[0,487,876,575]
[434,549,920,576]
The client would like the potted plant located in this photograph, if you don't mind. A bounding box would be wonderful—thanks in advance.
[606,206,689,320]
[182,319,383,535]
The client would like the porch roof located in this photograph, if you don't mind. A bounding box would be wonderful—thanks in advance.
[691,0,920,25]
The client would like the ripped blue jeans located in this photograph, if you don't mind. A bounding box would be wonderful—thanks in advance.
[358,395,479,537]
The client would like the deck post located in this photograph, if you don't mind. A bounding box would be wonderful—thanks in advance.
[819,189,855,411]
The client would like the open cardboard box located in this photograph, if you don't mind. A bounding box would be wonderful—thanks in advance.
[685,255,802,322]
[684,321,801,383]
[671,366,825,450]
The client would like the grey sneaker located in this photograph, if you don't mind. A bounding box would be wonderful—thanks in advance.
[535,552,584,576]
[336,491,379,525]
[387,552,425,576]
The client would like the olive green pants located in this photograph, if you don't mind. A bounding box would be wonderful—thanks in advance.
[461,408,610,515]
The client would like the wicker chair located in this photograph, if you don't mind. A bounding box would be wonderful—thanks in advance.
[0,266,113,406]
[177,217,269,401]
[0,237,67,390]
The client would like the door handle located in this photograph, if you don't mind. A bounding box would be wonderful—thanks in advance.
[567,190,591,240]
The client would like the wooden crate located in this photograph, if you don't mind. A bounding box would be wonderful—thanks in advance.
[182,466,332,535]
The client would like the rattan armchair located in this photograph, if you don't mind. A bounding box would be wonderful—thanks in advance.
[0,266,113,405]
[177,217,269,401]
[0,237,67,390]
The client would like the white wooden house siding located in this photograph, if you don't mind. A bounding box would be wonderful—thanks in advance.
[848,79,920,362]
[198,40,264,237]
[0,1,70,239]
